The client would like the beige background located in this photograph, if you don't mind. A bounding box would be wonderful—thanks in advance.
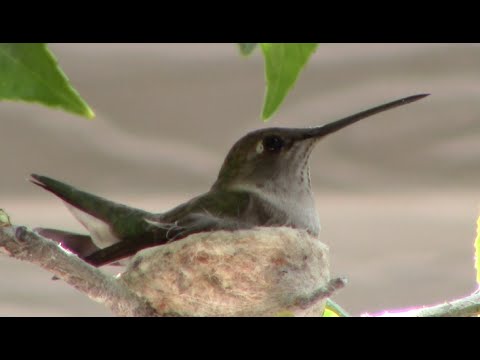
[1,43,480,316]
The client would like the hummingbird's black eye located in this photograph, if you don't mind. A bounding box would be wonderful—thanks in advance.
[263,135,284,152]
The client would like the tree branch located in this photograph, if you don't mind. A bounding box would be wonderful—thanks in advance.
[294,277,347,309]
[1,217,342,316]
[2,212,479,317]
[0,224,158,316]
[367,290,480,317]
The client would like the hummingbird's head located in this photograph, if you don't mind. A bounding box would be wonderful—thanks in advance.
[212,127,319,192]
[212,94,429,193]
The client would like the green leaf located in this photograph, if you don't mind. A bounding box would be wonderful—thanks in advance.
[0,43,95,119]
[238,43,257,56]
[260,43,318,121]
[275,310,295,317]
[323,299,350,317]
[0,209,11,227]
[475,215,480,285]
[323,308,340,317]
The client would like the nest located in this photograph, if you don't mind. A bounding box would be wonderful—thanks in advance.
[119,227,331,316]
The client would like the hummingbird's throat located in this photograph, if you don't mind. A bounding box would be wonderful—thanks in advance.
[289,138,317,187]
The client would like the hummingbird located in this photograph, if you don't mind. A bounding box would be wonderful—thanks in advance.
[31,94,428,267]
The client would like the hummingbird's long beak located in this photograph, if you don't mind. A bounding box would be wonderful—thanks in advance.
[300,94,429,140]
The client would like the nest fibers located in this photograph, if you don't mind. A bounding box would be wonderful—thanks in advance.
[119,227,331,317]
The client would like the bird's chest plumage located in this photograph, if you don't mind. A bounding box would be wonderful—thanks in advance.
[240,186,321,236]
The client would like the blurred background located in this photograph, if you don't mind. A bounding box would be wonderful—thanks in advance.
[1,43,480,316]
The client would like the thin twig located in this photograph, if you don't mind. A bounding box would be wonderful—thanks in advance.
[367,290,480,317]
[294,277,348,309]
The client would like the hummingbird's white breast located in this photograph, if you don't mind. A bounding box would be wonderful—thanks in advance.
[233,183,321,236]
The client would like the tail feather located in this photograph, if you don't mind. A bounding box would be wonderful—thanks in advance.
[34,228,99,258]
[36,228,123,279]
[30,174,157,266]
[30,174,149,226]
